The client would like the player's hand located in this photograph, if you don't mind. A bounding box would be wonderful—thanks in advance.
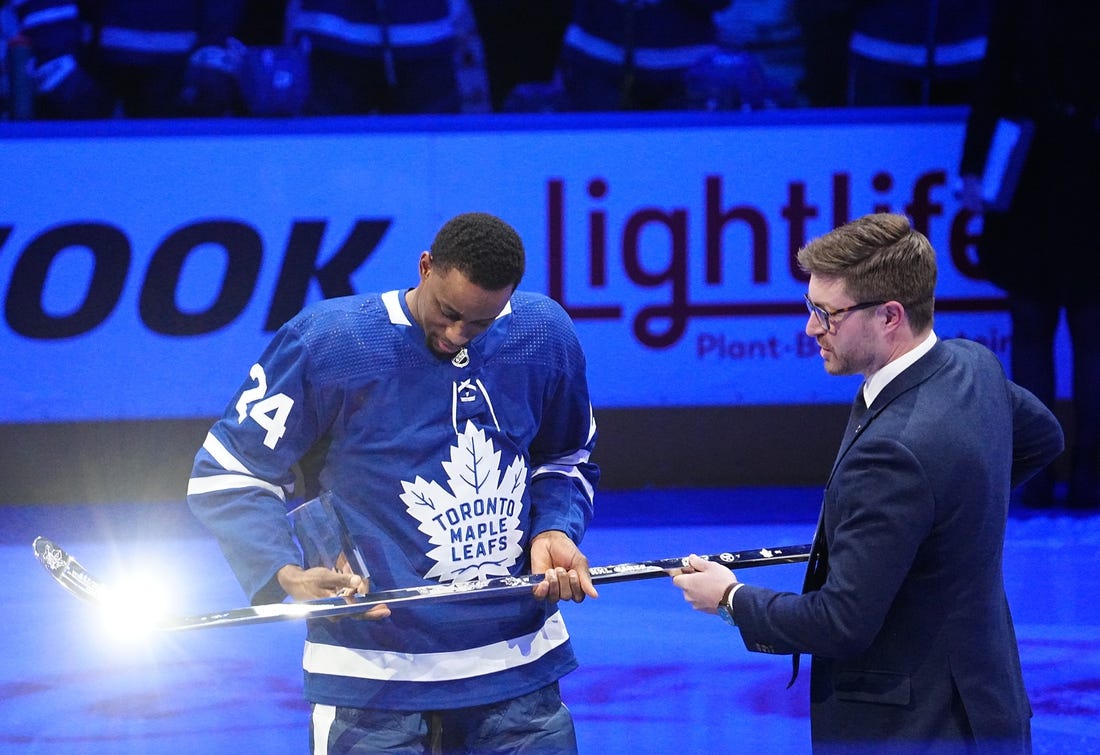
[277,564,390,620]
[529,530,598,603]
[671,554,737,615]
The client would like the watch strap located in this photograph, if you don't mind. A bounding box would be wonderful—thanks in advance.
[718,582,737,612]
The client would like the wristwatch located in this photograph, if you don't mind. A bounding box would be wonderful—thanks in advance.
[717,582,738,626]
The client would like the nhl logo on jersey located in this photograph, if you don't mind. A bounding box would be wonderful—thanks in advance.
[451,348,470,368]
[400,421,526,583]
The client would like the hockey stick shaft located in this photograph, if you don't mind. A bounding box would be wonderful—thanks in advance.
[33,537,811,631]
[172,543,812,630]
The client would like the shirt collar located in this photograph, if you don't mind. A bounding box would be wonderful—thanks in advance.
[863,330,938,407]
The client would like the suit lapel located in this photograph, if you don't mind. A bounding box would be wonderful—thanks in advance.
[825,342,951,484]
[826,387,870,484]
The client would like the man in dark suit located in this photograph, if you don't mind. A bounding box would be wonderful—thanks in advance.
[673,213,1063,754]
[958,0,1099,510]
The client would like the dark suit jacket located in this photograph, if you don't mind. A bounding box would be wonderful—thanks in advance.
[959,0,1099,299]
[732,338,1063,753]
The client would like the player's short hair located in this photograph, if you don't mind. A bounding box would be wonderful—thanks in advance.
[797,213,937,332]
[430,212,526,292]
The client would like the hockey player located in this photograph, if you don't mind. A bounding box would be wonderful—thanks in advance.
[287,0,462,114]
[7,0,247,118]
[187,212,600,753]
[558,0,733,111]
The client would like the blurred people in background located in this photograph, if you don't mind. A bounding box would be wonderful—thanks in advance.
[959,0,1100,510]
[2,0,811,118]
[286,0,462,115]
[8,0,248,118]
[231,0,311,118]
[558,0,732,111]
[795,0,990,107]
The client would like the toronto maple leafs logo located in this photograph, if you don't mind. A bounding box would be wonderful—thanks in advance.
[400,421,527,583]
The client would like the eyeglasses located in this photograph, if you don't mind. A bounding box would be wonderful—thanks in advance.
[804,294,885,332]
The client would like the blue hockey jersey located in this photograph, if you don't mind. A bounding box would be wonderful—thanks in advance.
[187,289,599,710]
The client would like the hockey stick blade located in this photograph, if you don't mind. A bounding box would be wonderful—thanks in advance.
[32,536,811,631]
[33,536,111,605]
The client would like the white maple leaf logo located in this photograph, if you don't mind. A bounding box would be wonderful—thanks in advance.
[400,421,527,583]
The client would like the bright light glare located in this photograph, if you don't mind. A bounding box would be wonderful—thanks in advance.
[253,602,313,618]
[95,574,173,641]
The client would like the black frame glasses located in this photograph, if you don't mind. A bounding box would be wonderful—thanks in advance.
[804,294,885,332]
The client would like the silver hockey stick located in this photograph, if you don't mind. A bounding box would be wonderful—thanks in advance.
[33,536,811,631]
